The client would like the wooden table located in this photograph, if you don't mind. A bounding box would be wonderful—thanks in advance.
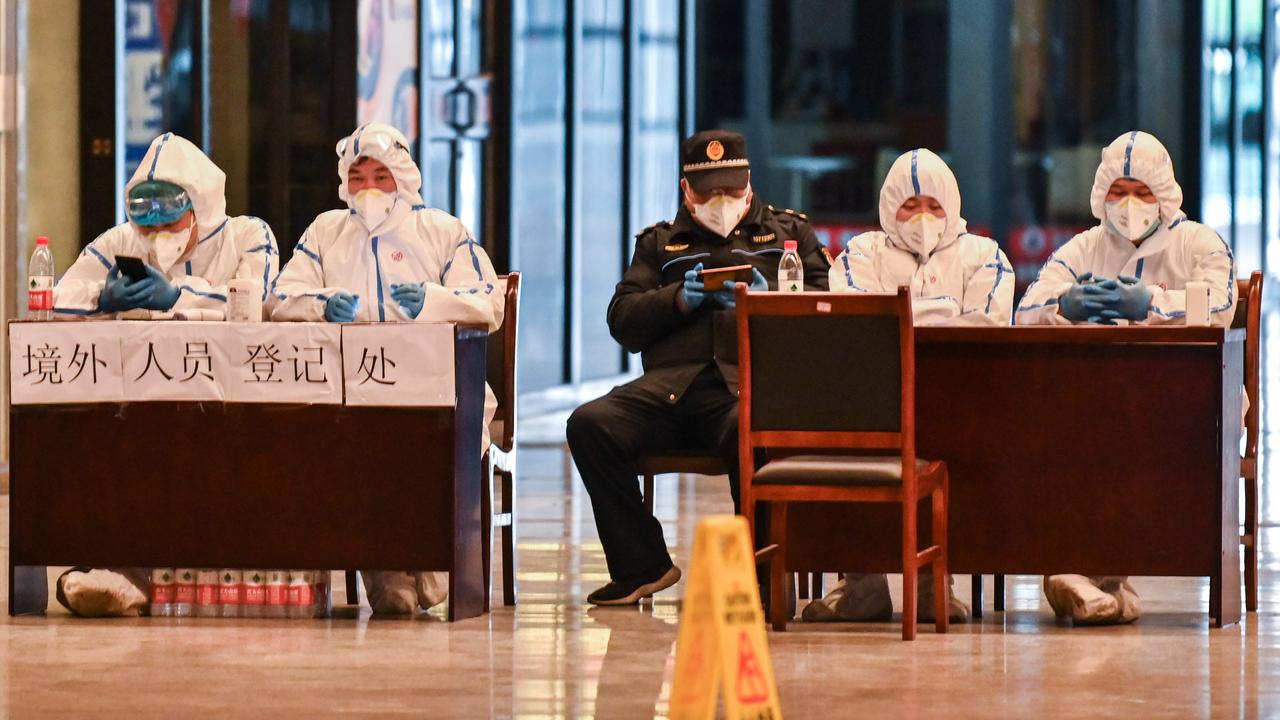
[8,325,489,622]
[782,326,1245,627]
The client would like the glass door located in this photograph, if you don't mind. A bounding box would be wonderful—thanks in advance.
[422,0,490,240]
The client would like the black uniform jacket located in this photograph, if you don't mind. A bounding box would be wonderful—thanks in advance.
[607,197,831,403]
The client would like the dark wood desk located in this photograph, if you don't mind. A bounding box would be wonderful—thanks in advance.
[782,326,1245,627]
[8,325,489,622]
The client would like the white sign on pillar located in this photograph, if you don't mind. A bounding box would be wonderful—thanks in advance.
[221,323,343,403]
[121,322,228,401]
[9,322,126,404]
[341,323,456,407]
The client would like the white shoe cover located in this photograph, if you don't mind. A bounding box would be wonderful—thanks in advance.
[1044,574,1137,625]
[415,571,449,609]
[363,571,418,615]
[918,573,971,623]
[60,569,147,617]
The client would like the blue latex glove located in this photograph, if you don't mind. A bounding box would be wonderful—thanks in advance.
[324,291,360,323]
[1058,272,1121,322]
[712,269,768,309]
[140,265,181,311]
[391,282,426,319]
[98,264,155,313]
[680,262,707,312]
[1109,274,1152,321]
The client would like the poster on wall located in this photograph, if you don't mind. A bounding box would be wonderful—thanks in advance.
[357,0,420,152]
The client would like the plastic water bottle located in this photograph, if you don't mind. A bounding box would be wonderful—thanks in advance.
[27,236,54,320]
[173,568,197,617]
[149,568,175,617]
[778,240,803,292]
[196,569,220,617]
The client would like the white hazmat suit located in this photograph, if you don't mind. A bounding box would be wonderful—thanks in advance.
[1016,131,1236,327]
[273,123,504,615]
[1018,131,1237,625]
[810,149,1003,624]
[55,133,280,317]
[829,148,1014,325]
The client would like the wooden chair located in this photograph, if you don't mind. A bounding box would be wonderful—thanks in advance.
[1235,271,1263,612]
[484,273,521,607]
[737,287,949,640]
[345,273,521,609]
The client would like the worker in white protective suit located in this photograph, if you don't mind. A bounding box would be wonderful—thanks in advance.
[1017,130,1237,625]
[54,132,280,319]
[828,148,1014,324]
[52,134,280,618]
[806,149,1009,624]
[273,122,504,616]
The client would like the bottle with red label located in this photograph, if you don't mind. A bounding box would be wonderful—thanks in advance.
[242,570,267,618]
[287,570,313,619]
[149,568,175,617]
[219,569,242,618]
[265,570,289,618]
[196,569,220,617]
[312,570,331,618]
[173,568,197,617]
[27,236,53,320]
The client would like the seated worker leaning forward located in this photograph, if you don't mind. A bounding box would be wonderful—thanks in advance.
[566,129,831,606]
[273,122,504,616]
[52,133,280,618]
[54,132,279,320]
[1017,130,1237,625]
[806,148,1014,625]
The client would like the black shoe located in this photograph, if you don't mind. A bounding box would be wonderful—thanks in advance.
[587,566,682,606]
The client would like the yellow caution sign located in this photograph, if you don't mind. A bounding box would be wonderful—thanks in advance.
[670,516,783,720]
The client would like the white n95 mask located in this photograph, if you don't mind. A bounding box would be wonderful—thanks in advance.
[1106,197,1161,242]
[901,212,946,260]
[150,229,190,273]
[353,188,397,232]
[690,192,750,238]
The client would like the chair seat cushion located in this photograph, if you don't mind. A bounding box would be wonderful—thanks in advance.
[753,455,930,486]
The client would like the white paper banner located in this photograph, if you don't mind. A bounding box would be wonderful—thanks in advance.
[121,322,229,401]
[221,323,343,404]
[342,323,456,407]
[10,322,126,404]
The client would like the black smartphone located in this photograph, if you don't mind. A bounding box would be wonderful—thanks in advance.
[115,255,150,283]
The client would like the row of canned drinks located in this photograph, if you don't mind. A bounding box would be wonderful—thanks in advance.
[149,569,332,618]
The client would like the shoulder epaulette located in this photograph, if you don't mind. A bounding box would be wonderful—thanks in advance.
[769,205,809,221]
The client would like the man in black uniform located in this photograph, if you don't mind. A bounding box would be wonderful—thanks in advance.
[567,130,831,605]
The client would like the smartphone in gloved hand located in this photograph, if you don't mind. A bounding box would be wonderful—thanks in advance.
[115,255,150,283]
[697,264,754,288]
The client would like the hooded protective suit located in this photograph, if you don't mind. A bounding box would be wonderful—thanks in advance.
[272,123,504,615]
[272,123,502,330]
[1016,131,1236,326]
[54,133,279,316]
[829,149,1013,326]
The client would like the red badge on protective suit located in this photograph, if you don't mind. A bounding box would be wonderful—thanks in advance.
[391,250,404,262]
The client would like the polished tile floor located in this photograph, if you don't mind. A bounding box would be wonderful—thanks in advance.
[2,430,1279,717]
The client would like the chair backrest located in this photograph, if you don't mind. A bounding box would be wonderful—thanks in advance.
[1234,271,1263,459]
[485,272,520,451]
[736,287,915,457]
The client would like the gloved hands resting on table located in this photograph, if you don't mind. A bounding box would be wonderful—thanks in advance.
[391,282,426,319]
[1058,272,1151,324]
[324,291,361,323]
[98,265,181,313]
[681,264,770,313]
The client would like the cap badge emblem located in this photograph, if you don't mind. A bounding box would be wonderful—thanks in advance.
[706,140,724,161]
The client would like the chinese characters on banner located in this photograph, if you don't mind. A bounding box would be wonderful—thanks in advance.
[341,323,456,407]
[222,324,342,403]
[8,322,392,406]
[10,323,126,403]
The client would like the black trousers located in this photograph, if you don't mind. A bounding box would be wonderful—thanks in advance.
[566,368,739,583]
